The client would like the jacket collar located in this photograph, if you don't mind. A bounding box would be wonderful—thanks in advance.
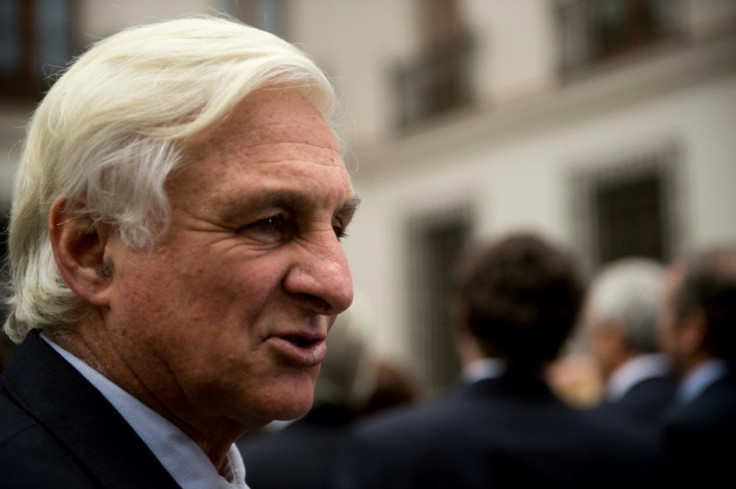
[3,329,181,489]
[456,368,556,402]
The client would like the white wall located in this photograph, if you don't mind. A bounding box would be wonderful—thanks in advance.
[465,0,557,105]
[79,0,217,42]
[290,0,418,147]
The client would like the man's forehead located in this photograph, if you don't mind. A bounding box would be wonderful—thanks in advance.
[663,265,685,299]
[188,89,339,154]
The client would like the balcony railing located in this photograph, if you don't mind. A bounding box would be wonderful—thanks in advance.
[557,0,684,79]
[392,31,474,131]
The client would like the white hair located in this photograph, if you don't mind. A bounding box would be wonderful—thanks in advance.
[4,16,336,343]
[587,258,665,353]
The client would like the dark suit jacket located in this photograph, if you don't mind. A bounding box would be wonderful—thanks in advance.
[337,372,667,489]
[663,370,736,486]
[0,330,181,489]
[237,404,356,489]
[592,374,678,426]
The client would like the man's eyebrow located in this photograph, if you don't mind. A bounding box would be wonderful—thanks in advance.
[246,191,310,212]
[231,192,361,216]
[338,197,362,216]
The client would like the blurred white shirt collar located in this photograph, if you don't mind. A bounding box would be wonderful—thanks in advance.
[462,358,507,383]
[677,358,729,405]
[605,353,671,402]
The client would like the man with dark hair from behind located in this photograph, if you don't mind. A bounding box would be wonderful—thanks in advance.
[337,232,665,489]
[659,245,736,486]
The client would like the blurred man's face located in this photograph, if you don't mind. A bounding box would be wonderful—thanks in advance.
[585,312,623,382]
[101,90,356,430]
[658,266,686,371]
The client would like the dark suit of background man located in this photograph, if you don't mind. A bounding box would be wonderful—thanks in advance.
[336,232,666,489]
[584,258,677,427]
[659,245,736,486]
[0,16,359,488]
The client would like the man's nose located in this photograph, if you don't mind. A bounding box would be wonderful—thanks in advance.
[284,231,354,315]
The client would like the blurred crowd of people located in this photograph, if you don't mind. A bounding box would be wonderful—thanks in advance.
[236,232,736,489]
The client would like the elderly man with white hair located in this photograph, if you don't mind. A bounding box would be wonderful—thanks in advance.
[584,258,677,425]
[0,17,358,489]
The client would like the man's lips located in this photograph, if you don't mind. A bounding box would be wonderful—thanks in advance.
[265,332,327,367]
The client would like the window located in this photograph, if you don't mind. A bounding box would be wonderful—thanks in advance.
[570,145,680,272]
[407,207,473,396]
[556,0,684,79]
[0,0,76,101]
[393,0,474,131]
[595,172,665,263]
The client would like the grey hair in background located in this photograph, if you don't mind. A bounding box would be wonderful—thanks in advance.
[587,258,665,353]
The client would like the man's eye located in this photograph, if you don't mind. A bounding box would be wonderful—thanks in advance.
[333,218,348,240]
[256,216,284,233]
[240,215,296,240]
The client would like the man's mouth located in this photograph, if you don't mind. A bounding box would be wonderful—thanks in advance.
[281,334,321,348]
[265,332,327,367]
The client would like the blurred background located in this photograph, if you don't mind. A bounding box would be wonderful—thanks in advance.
[1,0,735,399]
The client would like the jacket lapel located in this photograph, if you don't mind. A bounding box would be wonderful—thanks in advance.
[3,330,181,489]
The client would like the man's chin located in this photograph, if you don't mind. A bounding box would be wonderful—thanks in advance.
[253,388,315,422]
[270,398,315,421]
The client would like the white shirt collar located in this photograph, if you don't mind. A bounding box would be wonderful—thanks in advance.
[462,358,507,383]
[677,358,730,405]
[605,353,672,402]
[42,335,249,489]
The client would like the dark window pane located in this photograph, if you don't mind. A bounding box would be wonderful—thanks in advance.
[557,0,683,79]
[0,0,74,101]
[409,212,471,395]
[36,0,70,78]
[0,1,18,75]
[393,32,474,130]
[595,173,664,264]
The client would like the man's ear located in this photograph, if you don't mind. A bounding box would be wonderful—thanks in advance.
[679,310,708,357]
[607,322,630,355]
[49,198,114,308]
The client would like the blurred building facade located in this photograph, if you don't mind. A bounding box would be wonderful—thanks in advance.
[2,0,736,394]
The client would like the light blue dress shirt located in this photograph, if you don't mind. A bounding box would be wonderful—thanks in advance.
[462,358,507,383]
[605,353,672,402]
[677,358,730,405]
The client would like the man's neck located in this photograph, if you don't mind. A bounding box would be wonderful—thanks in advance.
[43,326,246,469]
